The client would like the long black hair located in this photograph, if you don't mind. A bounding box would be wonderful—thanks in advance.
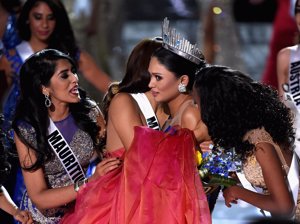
[17,0,79,61]
[12,49,101,171]
[194,65,295,162]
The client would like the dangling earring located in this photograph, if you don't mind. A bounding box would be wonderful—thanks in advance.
[178,83,186,93]
[44,94,52,108]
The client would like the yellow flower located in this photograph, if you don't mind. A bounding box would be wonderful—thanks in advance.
[196,150,202,166]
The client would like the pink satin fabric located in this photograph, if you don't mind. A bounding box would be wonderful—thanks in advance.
[61,126,211,224]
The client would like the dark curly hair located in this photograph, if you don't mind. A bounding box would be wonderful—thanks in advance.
[194,65,295,162]
[12,49,101,171]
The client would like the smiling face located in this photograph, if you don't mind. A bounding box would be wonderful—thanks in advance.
[28,1,56,43]
[43,59,80,107]
[148,56,182,103]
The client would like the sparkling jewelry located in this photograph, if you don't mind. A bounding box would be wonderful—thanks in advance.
[74,178,89,192]
[44,94,52,108]
[282,83,289,93]
[162,17,204,64]
[178,83,187,93]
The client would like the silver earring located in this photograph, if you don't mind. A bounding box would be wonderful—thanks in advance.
[44,94,52,107]
[178,83,186,93]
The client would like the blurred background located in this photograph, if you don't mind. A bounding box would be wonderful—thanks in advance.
[60,1,290,222]
[1,0,297,223]
[62,0,284,103]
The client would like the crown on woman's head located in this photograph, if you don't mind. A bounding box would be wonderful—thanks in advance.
[162,17,204,64]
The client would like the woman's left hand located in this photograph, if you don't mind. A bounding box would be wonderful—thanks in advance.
[91,157,122,180]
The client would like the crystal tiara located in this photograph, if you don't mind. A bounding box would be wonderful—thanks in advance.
[162,17,204,64]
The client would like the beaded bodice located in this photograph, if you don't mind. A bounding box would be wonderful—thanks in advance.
[242,127,289,189]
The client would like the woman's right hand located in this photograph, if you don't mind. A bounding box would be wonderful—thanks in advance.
[13,209,33,224]
[223,185,239,208]
[91,157,122,180]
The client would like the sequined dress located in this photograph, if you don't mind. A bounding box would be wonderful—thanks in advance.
[242,127,300,220]
[16,110,98,223]
[2,42,82,214]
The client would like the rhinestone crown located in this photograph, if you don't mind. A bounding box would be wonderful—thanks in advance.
[162,17,204,64]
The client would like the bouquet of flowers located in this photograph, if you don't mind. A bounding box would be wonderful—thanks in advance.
[196,144,241,195]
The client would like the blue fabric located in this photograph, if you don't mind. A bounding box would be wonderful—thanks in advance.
[54,114,77,144]
[86,157,100,177]
[13,168,25,207]
[2,13,21,50]
[2,48,23,132]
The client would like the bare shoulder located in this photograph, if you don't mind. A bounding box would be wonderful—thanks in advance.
[182,103,199,120]
[109,93,138,117]
[110,93,135,107]
[254,142,280,168]
[277,47,291,62]
[181,103,200,129]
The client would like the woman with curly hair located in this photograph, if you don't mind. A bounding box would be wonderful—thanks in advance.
[12,49,119,223]
[193,65,297,219]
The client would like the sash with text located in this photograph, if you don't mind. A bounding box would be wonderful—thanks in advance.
[47,118,85,183]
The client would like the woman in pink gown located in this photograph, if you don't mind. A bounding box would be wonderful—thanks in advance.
[61,36,211,223]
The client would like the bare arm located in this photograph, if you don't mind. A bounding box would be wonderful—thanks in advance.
[277,48,290,99]
[0,186,33,223]
[15,133,78,210]
[78,51,111,94]
[15,131,119,210]
[223,142,294,216]
[0,186,18,216]
[108,93,144,150]
[181,105,210,143]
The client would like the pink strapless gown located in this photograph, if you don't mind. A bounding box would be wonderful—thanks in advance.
[60,126,211,224]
